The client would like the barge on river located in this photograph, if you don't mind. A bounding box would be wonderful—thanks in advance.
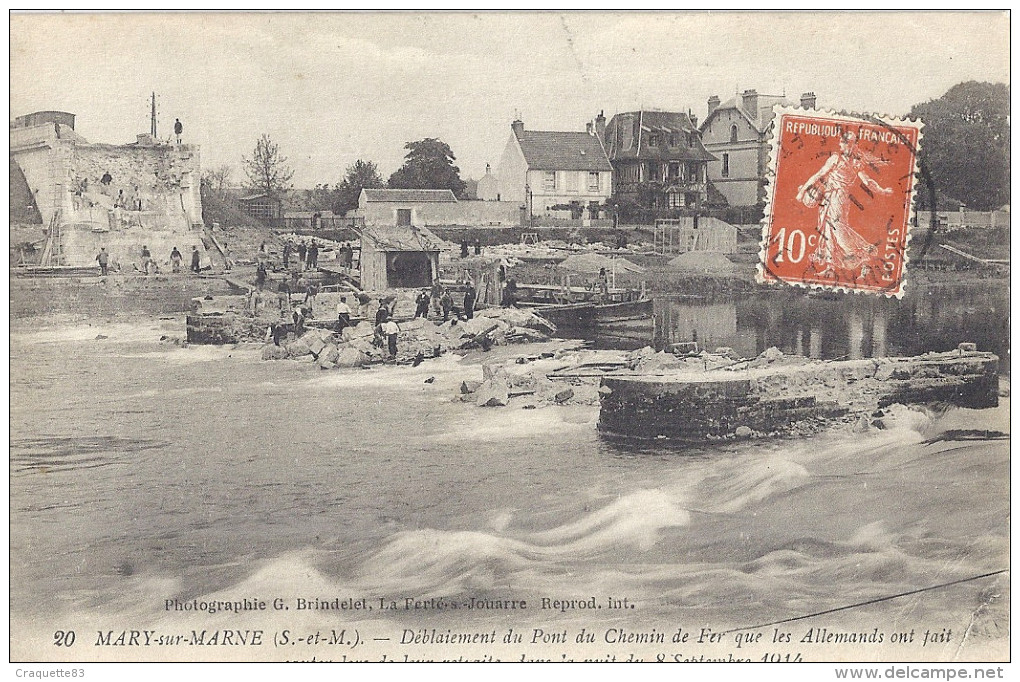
[514,281,652,337]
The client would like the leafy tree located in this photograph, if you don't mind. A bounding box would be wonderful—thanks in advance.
[242,134,294,199]
[301,183,338,212]
[336,159,385,215]
[910,82,1009,211]
[387,138,467,198]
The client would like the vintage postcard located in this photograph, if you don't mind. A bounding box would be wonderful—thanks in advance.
[8,11,1010,676]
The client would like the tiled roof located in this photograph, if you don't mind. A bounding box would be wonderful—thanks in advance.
[362,189,458,203]
[516,131,613,171]
[361,225,442,252]
[605,111,716,163]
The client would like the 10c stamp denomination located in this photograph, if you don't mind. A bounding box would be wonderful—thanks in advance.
[759,107,923,297]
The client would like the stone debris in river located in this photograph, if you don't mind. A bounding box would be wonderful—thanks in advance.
[243,301,558,369]
[261,344,288,361]
[475,380,510,407]
[335,347,370,368]
[553,388,574,404]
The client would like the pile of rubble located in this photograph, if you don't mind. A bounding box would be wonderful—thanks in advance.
[453,344,848,411]
[260,307,558,369]
[455,346,635,409]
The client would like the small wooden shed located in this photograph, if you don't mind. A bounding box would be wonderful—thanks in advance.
[360,225,442,291]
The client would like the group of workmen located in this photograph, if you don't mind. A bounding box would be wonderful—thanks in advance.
[275,238,356,271]
[414,278,476,322]
[95,245,203,276]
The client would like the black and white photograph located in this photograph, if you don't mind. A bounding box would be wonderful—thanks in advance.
[8,11,1011,674]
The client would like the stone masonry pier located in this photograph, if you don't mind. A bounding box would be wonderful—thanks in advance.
[598,349,999,442]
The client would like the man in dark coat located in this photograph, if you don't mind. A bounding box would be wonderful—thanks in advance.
[307,240,319,270]
[375,299,390,326]
[463,284,476,320]
[414,289,430,319]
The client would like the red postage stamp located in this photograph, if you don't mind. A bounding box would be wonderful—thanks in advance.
[758,108,923,297]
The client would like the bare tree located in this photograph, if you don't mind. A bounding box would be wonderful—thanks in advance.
[242,134,294,199]
[201,164,234,197]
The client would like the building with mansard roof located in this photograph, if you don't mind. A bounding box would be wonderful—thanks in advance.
[601,110,716,212]
[700,89,818,207]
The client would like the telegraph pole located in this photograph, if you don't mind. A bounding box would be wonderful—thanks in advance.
[150,92,157,138]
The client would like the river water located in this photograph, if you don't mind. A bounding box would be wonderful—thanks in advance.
[9,282,1010,663]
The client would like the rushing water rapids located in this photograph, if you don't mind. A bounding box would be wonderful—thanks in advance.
[9,315,1009,662]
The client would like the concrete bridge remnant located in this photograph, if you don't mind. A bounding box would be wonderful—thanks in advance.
[10,110,206,269]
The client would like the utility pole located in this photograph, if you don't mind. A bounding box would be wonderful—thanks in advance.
[150,92,157,138]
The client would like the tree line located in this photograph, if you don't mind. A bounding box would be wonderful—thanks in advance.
[203,136,468,217]
[204,80,1009,216]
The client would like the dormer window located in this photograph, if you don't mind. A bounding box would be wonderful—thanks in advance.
[730,124,739,143]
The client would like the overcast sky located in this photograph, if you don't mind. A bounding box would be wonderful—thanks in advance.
[10,11,1010,187]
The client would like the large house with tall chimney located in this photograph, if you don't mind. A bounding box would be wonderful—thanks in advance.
[700,89,818,207]
[600,110,717,212]
[496,117,613,222]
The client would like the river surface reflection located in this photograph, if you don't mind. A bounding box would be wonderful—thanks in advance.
[633,281,1008,371]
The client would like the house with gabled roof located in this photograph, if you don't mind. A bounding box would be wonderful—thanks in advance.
[496,118,613,223]
[601,110,717,212]
[351,187,520,229]
[355,188,458,228]
[700,89,818,207]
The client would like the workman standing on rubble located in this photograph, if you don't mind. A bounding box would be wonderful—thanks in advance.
[170,247,183,273]
[191,246,201,273]
[375,298,390,326]
[277,276,292,314]
[430,278,444,316]
[96,248,109,276]
[463,283,476,320]
[440,289,454,322]
[292,305,306,337]
[336,296,352,330]
[414,289,430,318]
[382,317,400,358]
[174,118,183,144]
[304,280,319,315]
[307,240,319,270]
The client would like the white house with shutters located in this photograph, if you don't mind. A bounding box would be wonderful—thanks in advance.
[496,118,613,220]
